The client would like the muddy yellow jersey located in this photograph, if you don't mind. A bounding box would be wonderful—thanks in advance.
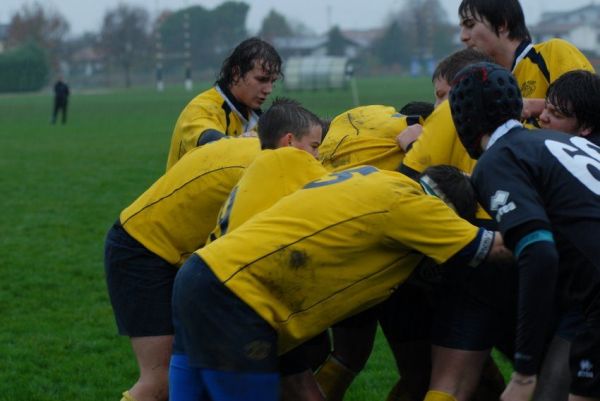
[166,86,260,170]
[209,147,327,242]
[514,39,594,99]
[319,105,413,171]
[121,138,260,266]
[198,167,480,352]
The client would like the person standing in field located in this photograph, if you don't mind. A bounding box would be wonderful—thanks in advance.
[165,37,282,170]
[52,77,70,125]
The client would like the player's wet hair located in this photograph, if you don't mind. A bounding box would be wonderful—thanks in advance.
[217,37,283,87]
[432,48,492,85]
[258,97,322,150]
[419,165,477,221]
[399,101,435,120]
[546,70,600,135]
[459,0,531,42]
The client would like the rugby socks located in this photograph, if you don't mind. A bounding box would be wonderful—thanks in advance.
[315,354,357,401]
[120,391,137,401]
[424,390,458,401]
[385,379,414,401]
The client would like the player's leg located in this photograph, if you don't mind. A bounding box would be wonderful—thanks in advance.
[427,346,490,401]
[315,308,378,401]
[567,277,600,401]
[427,258,516,401]
[127,336,172,401]
[378,278,437,401]
[280,339,326,401]
[104,221,178,401]
[62,101,68,124]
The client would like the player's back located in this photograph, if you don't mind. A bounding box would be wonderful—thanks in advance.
[198,166,478,352]
[121,137,260,266]
[208,146,327,242]
[319,105,411,171]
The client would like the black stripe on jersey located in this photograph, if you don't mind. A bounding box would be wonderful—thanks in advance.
[524,47,551,84]
[221,101,232,134]
[120,165,246,226]
[222,209,390,285]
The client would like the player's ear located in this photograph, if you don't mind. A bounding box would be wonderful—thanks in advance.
[579,126,593,137]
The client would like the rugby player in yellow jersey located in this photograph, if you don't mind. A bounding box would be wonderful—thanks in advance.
[169,160,509,401]
[104,98,322,401]
[402,0,594,180]
[165,37,282,170]
[311,48,494,401]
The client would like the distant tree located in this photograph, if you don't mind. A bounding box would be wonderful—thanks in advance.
[396,0,454,61]
[372,21,408,66]
[159,2,249,72]
[326,26,347,56]
[100,4,150,87]
[6,2,69,69]
[259,9,293,42]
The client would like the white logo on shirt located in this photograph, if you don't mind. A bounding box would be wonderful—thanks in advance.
[577,359,594,379]
[490,190,516,222]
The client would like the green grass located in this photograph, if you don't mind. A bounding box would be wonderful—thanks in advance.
[0,77,509,400]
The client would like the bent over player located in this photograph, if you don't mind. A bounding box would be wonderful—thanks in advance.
[170,159,509,401]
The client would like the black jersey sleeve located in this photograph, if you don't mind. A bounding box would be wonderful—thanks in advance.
[513,239,559,374]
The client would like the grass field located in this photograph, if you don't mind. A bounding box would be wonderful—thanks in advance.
[0,76,509,400]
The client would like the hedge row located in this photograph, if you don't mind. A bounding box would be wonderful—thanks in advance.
[0,43,49,93]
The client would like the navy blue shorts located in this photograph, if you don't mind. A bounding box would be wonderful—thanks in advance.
[431,259,517,351]
[172,254,278,373]
[104,221,178,337]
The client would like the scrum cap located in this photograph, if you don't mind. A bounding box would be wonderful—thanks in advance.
[449,62,522,159]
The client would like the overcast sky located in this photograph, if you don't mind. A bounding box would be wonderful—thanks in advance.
[0,0,596,36]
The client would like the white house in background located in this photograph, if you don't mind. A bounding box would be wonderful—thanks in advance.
[530,3,600,54]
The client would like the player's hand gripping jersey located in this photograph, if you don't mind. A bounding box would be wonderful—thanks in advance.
[319,105,420,171]
[121,137,260,266]
[198,167,487,353]
[166,86,261,170]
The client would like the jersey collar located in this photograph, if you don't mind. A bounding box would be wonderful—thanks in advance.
[511,40,534,72]
[215,83,261,132]
[486,119,523,150]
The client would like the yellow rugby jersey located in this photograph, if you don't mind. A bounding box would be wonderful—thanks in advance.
[121,137,260,267]
[514,39,594,99]
[403,39,594,177]
[166,86,260,170]
[319,105,413,172]
[198,167,479,353]
[402,100,476,175]
[209,147,327,241]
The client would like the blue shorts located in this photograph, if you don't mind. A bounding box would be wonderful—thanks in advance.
[169,354,279,401]
[172,254,278,372]
[104,221,178,336]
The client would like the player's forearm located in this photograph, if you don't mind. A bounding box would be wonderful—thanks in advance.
[513,240,559,375]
